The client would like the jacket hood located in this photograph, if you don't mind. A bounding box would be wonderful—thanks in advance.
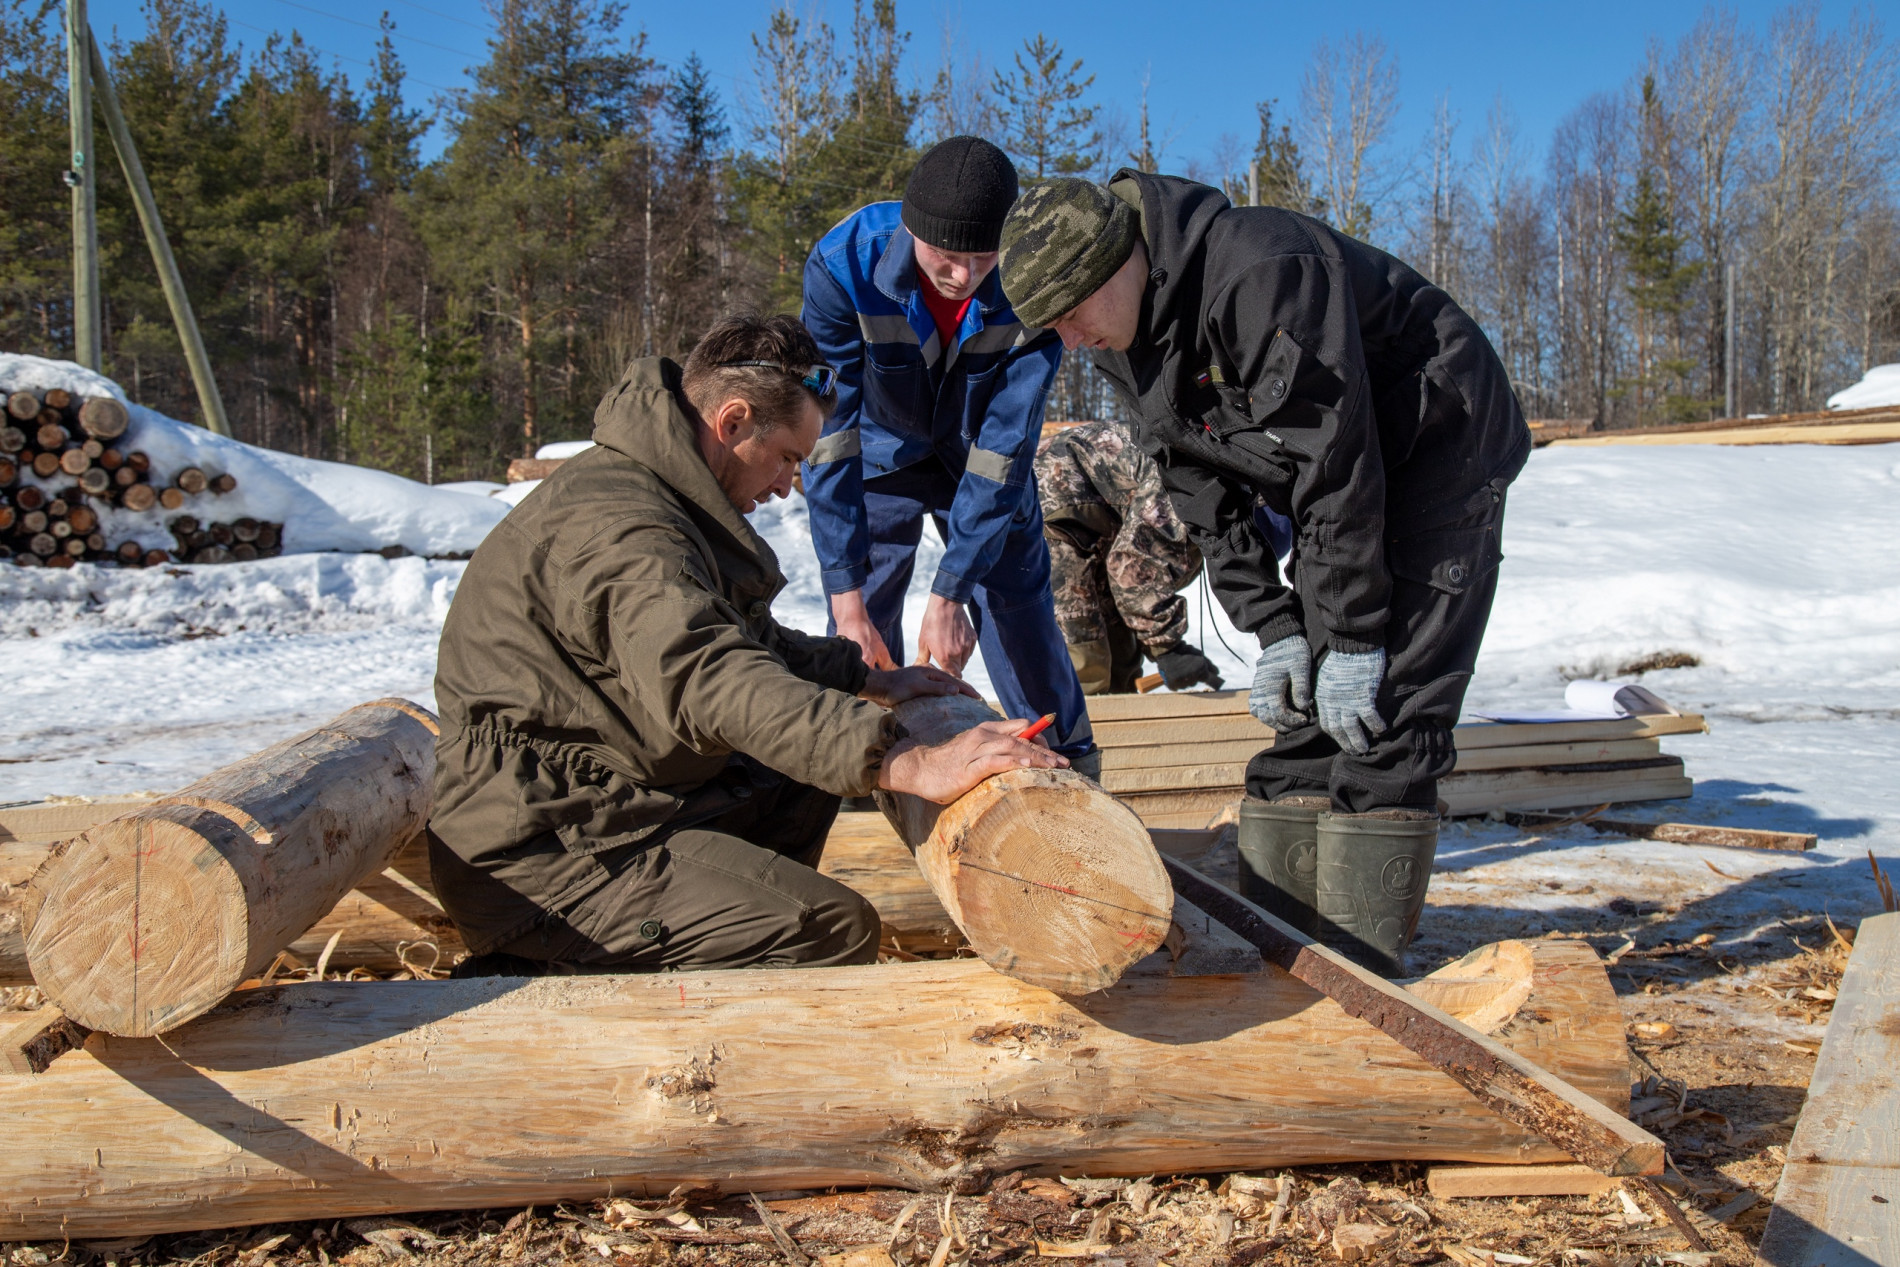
[590,356,778,591]
[1108,169,1231,343]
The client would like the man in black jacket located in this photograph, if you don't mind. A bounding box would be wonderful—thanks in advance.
[999,172,1530,975]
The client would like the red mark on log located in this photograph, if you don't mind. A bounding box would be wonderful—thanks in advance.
[678,983,687,1008]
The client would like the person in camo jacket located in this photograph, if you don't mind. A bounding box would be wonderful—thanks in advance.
[1035,417,1224,695]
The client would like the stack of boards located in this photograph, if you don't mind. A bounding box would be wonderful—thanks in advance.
[1086,690,1703,828]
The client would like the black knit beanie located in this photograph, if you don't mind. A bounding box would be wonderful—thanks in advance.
[901,136,1020,253]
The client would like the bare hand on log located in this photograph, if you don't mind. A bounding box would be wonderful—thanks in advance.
[879,719,1067,804]
[914,593,977,677]
[828,588,896,670]
[859,664,980,708]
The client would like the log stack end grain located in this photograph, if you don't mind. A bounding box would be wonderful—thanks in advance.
[22,699,439,1036]
[877,694,1174,995]
[0,383,259,568]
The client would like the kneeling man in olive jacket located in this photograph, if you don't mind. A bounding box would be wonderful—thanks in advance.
[430,313,1062,975]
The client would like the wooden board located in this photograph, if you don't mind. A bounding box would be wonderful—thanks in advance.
[1101,738,1266,771]
[1439,759,1692,817]
[1081,694,1708,749]
[1452,714,1708,749]
[1755,910,1900,1267]
[1451,737,1662,772]
[1113,788,1244,827]
[1101,763,1248,794]
[1092,715,1275,745]
[1553,420,1900,447]
[1426,1163,1619,1198]
[0,939,1630,1238]
[1098,740,1666,790]
[0,795,159,845]
[1085,690,1255,722]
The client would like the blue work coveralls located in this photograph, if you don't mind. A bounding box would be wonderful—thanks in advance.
[800,202,1094,757]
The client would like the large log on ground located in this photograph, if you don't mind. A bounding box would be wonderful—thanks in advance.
[875,694,1173,993]
[21,700,438,1035]
[0,938,1628,1238]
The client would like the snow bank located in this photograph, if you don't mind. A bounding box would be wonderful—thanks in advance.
[0,552,464,637]
[536,440,596,460]
[0,353,509,557]
[1827,363,1900,410]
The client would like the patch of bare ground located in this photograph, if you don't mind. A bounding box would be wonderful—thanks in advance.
[0,866,1858,1267]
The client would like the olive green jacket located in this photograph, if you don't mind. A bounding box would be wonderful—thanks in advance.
[429,357,895,953]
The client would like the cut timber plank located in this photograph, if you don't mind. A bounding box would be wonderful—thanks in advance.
[1553,420,1900,447]
[1756,910,1900,1267]
[1097,740,1667,786]
[1440,759,1692,817]
[1115,788,1243,827]
[1086,690,1254,722]
[1453,715,1708,749]
[1101,763,1248,794]
[1453,737,1661,772]
[1505,812,1816,852]
[0,938,1630,1238]
[1426,1163,1619,1198]
[0,795,160,845]
[1161,855,1662,1177]
[1101,738,1266,770]
[1,1005,89,1075]
[505,456,564,482]
[1092,715,1275,745]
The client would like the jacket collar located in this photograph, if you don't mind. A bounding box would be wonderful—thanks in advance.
[590,357,778,594]
[873,223,922,306]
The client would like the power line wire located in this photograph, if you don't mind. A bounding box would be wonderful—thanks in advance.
[385,0,492,35]
[265,0,486,61]
[223,13,464,94]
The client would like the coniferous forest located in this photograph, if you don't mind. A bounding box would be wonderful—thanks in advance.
[0,0,1895,483]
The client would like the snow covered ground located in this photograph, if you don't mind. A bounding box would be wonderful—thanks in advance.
[1826,361,1900,410]
[3,435,1896,942]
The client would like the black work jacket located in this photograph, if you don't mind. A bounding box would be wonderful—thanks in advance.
[1093,171,1531,654]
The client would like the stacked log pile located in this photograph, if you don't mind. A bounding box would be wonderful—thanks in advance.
[1087,691,1703,827]
[0,384,274,567]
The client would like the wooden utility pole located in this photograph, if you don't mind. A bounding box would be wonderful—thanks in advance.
[65,0,100,369]
[87,29,232,437]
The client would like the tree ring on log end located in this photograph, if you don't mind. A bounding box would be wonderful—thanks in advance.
[919,768,1173,996]
[25,804,253,1037]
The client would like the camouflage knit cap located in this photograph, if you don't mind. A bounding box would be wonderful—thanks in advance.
[1000,179,1139,328]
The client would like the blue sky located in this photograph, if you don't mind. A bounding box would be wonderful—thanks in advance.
[87,0,1874,178]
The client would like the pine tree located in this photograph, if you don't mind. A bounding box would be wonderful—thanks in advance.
[991,34,1100,180]
[1613,76,1709,424]
[1251,100,1319,214]
[422,0,655,451]
[0,0,73,358]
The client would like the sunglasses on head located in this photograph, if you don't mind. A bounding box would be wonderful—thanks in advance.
[718,360,839,399]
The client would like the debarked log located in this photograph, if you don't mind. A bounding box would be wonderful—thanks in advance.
[0,938,1628,1238]
[875,695,1174,994]
[22,699,438,1036]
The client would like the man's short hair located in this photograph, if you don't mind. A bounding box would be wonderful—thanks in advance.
[682,313,837,432]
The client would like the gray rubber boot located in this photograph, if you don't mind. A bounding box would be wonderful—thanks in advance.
[1314,810,1440,977]
[1235,796,1327,935]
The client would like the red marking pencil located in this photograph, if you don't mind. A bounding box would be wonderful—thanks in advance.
[1016,712,1056,741]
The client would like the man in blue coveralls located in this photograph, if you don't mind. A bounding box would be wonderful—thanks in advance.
[800,135,1098,771]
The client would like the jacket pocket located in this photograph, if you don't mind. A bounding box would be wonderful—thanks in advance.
[1387,521,1501,595]
[1250,328,1308,422]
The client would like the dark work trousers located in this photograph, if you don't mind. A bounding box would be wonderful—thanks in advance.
[484,771,878,973]
[1247,489,1508,813]
[837,458,1095,758]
